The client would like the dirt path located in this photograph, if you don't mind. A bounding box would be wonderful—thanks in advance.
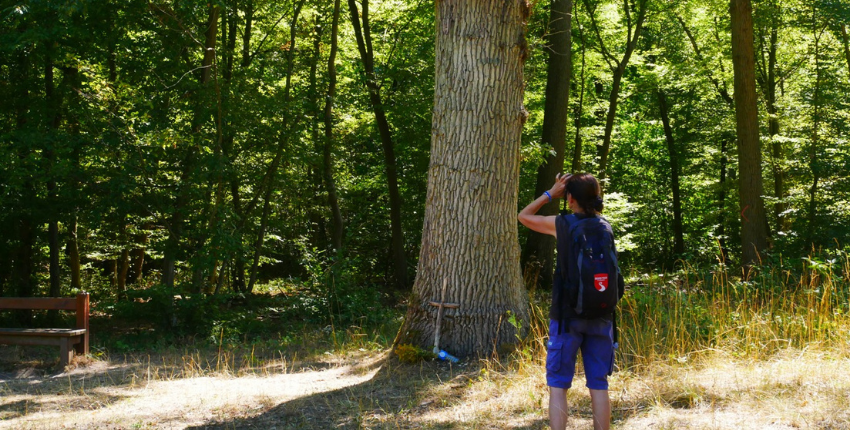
[0,354,386,429]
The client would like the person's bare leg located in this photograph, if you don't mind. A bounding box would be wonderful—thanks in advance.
[549,387,569,430]
[589,388,611,430]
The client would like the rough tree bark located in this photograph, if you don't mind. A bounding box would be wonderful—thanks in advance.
[348,0,408,289]
[522,0,572,290]
[657,90,684,257]
[730,0,769,264]
[400,0,531,357]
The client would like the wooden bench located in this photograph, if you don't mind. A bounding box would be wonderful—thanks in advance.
[0,292,90,366]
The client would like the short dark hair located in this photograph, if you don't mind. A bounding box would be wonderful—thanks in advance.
[566,173,603,214]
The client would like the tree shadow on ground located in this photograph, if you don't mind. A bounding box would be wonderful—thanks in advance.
[188,355,550,430]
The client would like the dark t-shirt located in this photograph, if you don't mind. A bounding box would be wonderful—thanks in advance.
[549,213,616,321]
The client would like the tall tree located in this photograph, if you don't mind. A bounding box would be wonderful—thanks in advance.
[247,0,306,293]
[572,1,588,172]
[523,0,573,289]
[583,0,649,180]
[324,0,344,251]
[755,1,787,232]
[657,90,684,257]
[730,0,770,264]
[161,4,221,288]
[843,23,850,77]
[400,0,531,357]
[807,5,826,244]
[348,0,408,289]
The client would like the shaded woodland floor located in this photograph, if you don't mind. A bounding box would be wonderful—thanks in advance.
[1,345,849,429]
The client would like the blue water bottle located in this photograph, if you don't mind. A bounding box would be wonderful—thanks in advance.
[438,349,459,363]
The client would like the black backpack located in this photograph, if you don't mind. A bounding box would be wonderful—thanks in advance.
[555,213,623,320]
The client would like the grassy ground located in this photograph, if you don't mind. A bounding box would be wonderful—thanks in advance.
[1,341,849,429]
[1,255,848,428]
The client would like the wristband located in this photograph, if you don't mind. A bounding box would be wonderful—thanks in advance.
[543,191,552,202]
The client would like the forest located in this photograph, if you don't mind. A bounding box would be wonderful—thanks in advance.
[1,0,850,428]
[1,0,844,292]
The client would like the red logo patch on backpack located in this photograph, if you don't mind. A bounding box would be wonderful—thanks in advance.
[594,274,608,292]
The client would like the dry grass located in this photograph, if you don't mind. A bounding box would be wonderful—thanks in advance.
[1,344,849,429]
[1,253,848,428]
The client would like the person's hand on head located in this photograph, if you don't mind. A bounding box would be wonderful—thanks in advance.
[548,173,571,200]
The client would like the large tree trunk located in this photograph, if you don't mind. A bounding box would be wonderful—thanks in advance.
[348,0,408,289]
[523,0,572,290]
[400,0,530,357]
[658,90,684,257]
[324,0,344,251]
[730,0,769,265]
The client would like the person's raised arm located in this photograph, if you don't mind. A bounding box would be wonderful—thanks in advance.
[517,173,570,238]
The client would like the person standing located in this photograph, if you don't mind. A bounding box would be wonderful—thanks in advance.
[518,172,619,430]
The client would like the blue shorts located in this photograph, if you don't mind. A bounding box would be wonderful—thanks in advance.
[546,319,615,390]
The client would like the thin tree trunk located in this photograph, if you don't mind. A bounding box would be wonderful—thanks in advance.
[572,2,587,173]
[584,0,648,181]
[324,0,344,251]
[401,0,531,357]
[677,14,735,256]
[841,23,850,79]
[523,0,572,290]
[13,36,35,303]
[247,0,306,293]
[131,246,146,284]
[45,49,61,298]
[730,0,769,265]
[765,23,787,232]
[162,5,220,288]
[658,90,684,257]
[118,249,130,295]
[64,65,82,291]
[808,18,824,244]
[308,20,329,251]
[242,1,253,68]
[348,0,408,289]
[718,137,731,257]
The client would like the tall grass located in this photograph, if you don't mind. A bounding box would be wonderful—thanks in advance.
[512,251,850,374]
[617,251,850,369]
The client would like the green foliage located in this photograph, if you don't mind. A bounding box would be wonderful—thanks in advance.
[0,0,849,355]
